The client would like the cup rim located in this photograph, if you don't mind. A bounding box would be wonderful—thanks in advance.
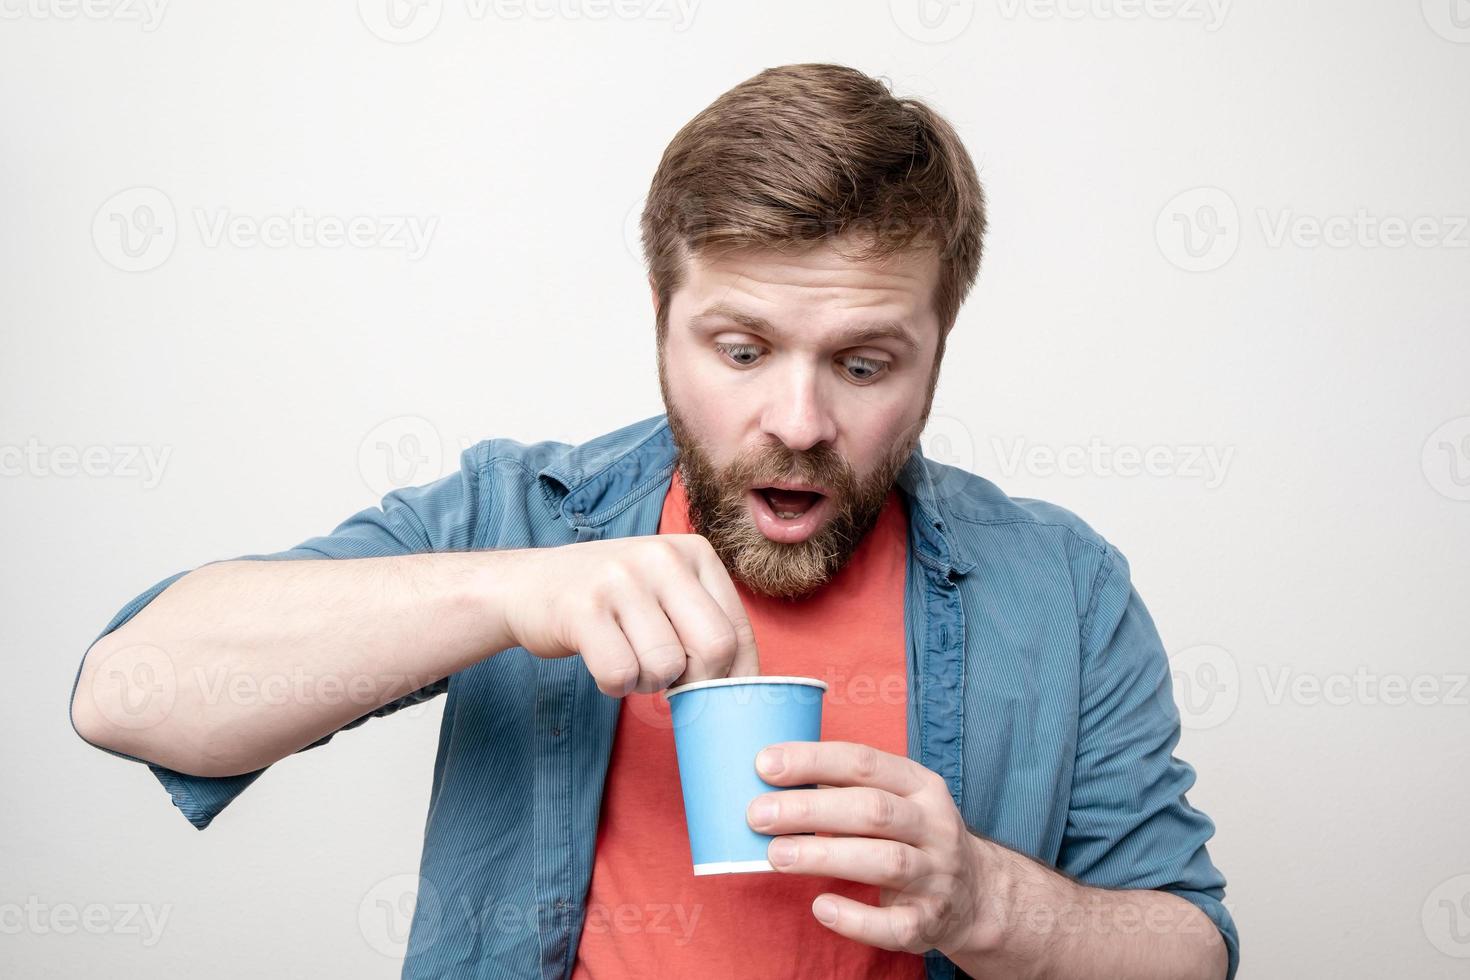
[662,675,830,699]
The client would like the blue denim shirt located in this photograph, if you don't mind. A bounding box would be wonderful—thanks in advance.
[72,412,1238,979]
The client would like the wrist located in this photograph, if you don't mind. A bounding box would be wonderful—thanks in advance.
[940,836,1012,963]
[941,836,1083,979]
[462,549,528,659]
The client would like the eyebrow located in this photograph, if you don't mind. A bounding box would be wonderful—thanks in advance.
[688,304,921,355]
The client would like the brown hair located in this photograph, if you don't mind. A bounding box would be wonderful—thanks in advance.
[640,63,987,362]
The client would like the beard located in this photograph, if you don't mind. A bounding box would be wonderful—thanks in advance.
[660,386,923,601]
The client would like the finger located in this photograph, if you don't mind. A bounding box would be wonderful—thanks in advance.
[809,892,933,954]
[756,740,936,797]
[747,786,928,846]
[655,573,744,686]
[574,609,641,698]
[767,835,932,889]
[613,596,688,693]
[690,544,760,677]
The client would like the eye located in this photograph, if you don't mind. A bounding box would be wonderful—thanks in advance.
[714,342,765,367]
[839,354,889,383]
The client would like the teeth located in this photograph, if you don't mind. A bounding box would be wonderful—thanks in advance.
[775,510,803,519]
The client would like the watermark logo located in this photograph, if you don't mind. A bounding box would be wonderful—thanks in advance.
[88,643,177,732]
[890,0,975,43]
[1165,643,1239,730]
[1156,187,1239,272]
[1160,188,1469,271]
[882,872,980,951]
[358,0,444,42]
[624,689,682,731]
[1423,874,1470,957]
[1422,416,1470,501]
[93,187,177,272]
[359,874,442,957]
[358,415,449,500]
[920,413,979,501]
[1423,0,1470,43]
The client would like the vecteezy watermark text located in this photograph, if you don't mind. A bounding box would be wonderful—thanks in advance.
[1157,187,1470,272]
[1258,666,1470,708]
[0,439,171,488]
[0,898,172,946]
[995,0,1230,31]
[193,208,437,260]
[990,436,1235,489]
[1257,209,1470,250]
[357,0,698,43]
[93,187,438,272]
[0,0,167,30]
[357,874,703,958]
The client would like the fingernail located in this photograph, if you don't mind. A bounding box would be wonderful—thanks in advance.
[813,897,838,925]
[768,838,797,867]
[757,747,784,775]
[748,799,777,828]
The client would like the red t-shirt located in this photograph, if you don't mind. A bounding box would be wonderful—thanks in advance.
[571,469,924,979]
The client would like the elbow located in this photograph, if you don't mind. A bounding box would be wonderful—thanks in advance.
[70,634,203,772]
[70,671,113,753]
[1158,891,1231,980]
[72,631,273,778]
[70,635,136,755]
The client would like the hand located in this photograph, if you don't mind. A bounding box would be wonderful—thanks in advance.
[745,740,991,957]
[500,535,760,697]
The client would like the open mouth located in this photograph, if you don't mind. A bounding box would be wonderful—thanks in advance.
[756,486,824,519]
[747,485,831,543]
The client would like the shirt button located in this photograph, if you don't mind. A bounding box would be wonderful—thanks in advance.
[550,727,562,737]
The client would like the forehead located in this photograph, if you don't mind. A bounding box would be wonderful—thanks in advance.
[673,238,941,331]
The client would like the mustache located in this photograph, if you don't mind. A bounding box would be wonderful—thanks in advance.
[724,443,854,493]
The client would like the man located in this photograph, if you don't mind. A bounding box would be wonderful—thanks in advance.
[70,64,1237,979]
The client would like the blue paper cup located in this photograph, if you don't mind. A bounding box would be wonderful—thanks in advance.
[663,675,828,875]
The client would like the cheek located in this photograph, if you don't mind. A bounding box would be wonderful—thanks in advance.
[844,402,925,470]
[667,344,757,427]
[665,357,743,443]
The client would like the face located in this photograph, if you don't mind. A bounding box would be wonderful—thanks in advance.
[655,236,943,600]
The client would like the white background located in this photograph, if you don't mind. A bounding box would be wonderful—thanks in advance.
[3,0,1468,976]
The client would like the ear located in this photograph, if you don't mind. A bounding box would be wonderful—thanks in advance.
[648,276,660,317]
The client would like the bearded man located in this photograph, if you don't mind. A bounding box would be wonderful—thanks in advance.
[71,62,1237,980]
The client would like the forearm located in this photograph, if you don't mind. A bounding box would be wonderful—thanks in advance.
[71,551,521,777]
[949,839,1227,980]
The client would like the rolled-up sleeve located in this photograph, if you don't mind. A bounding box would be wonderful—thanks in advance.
[69,442,489,830]
[1057,543,1240,978]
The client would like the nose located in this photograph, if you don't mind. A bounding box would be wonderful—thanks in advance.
[759,361,838,453]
